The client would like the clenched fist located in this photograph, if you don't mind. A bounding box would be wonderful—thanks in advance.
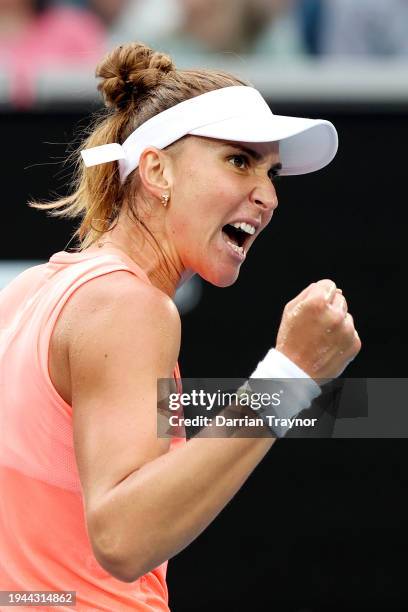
[276,280,361,379]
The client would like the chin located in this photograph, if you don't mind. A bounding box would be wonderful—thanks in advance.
[199,266,240,288]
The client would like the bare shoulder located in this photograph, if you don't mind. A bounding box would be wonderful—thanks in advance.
[50,270,180,408]
[65,270,181,354]
[67,270,179,324]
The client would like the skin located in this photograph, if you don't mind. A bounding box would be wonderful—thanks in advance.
[89,135,281,297]
[59,134,361,582]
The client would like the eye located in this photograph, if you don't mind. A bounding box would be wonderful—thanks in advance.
[229,153,282,184]
[228,154,250,169]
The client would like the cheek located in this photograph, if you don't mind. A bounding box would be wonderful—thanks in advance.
[174,161,243,219]
[170,214,190,239]
[204,176,243,212]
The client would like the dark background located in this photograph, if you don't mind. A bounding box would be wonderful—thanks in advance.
[3,102,408,611]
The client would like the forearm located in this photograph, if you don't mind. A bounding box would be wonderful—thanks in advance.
[95,424,274,582]
[93,350,321,582]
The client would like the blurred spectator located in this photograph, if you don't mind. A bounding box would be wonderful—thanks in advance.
[101,0,184,50]
[0,0,106,108]
[319,0,408,56]
[104,0,305,56]
[253,0,306,56]
[87,0,127,26]
[166,0,305,55]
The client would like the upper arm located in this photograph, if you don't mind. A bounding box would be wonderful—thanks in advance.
[67,271,181,539]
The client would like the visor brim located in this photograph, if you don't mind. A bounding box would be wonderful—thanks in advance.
[189,115,338,176]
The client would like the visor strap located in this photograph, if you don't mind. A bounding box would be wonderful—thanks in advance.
[81,143,126,168]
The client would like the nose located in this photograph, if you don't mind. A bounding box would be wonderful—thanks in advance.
[251,178,278,213]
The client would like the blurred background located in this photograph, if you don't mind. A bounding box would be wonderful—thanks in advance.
[1,1,408,610]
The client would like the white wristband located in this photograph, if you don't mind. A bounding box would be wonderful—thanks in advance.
[247,348,322,436]
[252,348,320,385]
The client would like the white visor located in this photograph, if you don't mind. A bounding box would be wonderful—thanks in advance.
[81,86,338,183]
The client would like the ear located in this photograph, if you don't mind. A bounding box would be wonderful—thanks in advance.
[137,147,173,201]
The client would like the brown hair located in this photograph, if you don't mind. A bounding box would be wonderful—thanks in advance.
[29,41,249,255]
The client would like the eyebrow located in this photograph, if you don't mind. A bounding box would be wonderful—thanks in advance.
[221,143,282,173]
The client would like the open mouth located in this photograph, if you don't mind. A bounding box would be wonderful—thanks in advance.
[221,224,251,251]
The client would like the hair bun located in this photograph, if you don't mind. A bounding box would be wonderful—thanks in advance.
[96,42,176,110]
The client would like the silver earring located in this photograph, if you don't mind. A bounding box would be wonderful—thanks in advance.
[161,193,169,207]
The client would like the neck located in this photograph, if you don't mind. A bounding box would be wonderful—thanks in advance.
[92,209,193,299]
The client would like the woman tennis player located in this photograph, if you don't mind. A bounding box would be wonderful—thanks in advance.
[0,42,361,610]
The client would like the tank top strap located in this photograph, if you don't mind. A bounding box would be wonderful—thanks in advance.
[38,250,182,415]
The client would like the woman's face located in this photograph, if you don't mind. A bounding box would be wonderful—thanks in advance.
[166,135,281,287]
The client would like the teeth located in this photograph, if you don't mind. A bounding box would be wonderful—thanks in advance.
[231,222,256,235]
[227,241,245,255]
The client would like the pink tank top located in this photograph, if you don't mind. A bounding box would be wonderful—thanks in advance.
[0,247,186,611]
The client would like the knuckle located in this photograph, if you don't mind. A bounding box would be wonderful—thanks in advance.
[321,279,337,297]
[316,278,336,288]
[333,293,347,312]
[308,294,327,314]
[330,309,345,328]
[292,302,304,317]
[340,296,348,311]
[283,301,293,314]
